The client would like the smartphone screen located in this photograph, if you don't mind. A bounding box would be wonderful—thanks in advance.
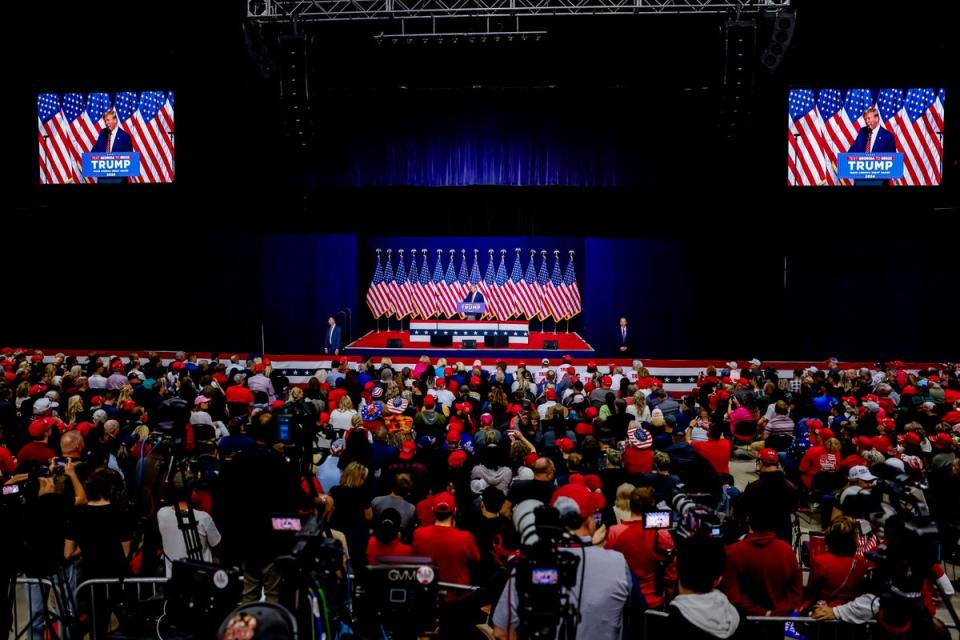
[277,415,291,442]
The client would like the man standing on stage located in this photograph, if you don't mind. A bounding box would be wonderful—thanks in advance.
[323,316,342,356]
[616,317,634,356]
[463,283,485,320]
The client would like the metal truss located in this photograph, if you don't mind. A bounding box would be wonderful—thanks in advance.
[247,0,790,23]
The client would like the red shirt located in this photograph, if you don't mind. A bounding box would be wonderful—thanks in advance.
[225,385,254,406]
[367,538,413,565]
[16,441,57,469]
[692,439,731,475]
[805,553,867,607]
[605,520,676,609]
[411,525,480,591]
[722,531,803,616]
[623,448,653,474]
[799,445,838,489]
[328,388,348,410]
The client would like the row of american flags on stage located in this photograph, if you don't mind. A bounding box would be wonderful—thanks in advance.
[38,91,175,184]
[788,88,945,186]
[366,249,582,321]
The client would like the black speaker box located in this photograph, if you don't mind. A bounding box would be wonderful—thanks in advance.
[430,335,453,347]
[462,339,477,349]
[543,340,559,350]
[484,335,509,347]
[386,339,403,348]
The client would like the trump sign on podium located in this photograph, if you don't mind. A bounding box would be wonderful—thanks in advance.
[81,152,141,178]
[836,153,904,180]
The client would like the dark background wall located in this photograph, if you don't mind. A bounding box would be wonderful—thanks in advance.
[2,2,958,360]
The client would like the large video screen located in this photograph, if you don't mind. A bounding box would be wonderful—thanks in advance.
[38,91,174,184]
[787,88,944,186]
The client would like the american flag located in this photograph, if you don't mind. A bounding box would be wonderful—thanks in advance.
[456,251,470,315]
[38,94,79,184]
[544,253,568,321]
[416,250,436,318]
[440,252,459,318]
[408,251,421,317]
[366,253,390,318]
[520,251,542,319]
[392,252,414,319]
[894,88,943,186]
[480,252,498,319]
[62,93,101,184]
[504,250,526,320]
[787,89,827,186]
[561,253,582,319]
[494,252,514,320]
[382,252,397,317]
[789,88,946,187]
[535,252,550,321]
[124,90,175,183]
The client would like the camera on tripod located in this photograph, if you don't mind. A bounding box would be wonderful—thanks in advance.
[510,500,583,640]
[670,488,724,539]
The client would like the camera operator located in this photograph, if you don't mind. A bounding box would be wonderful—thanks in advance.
[492,483,631,640]
[18,459,87,640]
[663,536,742,639]
[216,411,300,603]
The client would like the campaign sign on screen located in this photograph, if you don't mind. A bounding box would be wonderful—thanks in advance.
[82,152,141,178]
[837,153,904,180]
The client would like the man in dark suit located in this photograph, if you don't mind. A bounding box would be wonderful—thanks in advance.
[616,317,634,356]
[463,284,485,320]
[323,317,342,356]
[91,108,134,184]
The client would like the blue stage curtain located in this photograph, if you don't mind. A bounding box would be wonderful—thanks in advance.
[261,234,360,353]
[336,94,651,187]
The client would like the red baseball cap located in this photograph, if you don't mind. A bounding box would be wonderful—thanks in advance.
[448,450,468,469]
[399,439,416,461]
[904,432,922,446]
[459,402,472,415]
[819,428,835,441]
[545,388,556,400]
[29,384,47,397]
[28,418,54,438]
[551,483,605,520]
[171,361,185,371]
[90,395,104,406]
[933,432,954,449]
[121,400,137,412]
[584,406,598,419]
[758,448,779,465]
[318,412,330,425]
[432,491,457,515]
[76,421,96,438]
[423,395,436,408]
[480,413,494,426]
[555,437,576,453]
[601,376,612,387]
[271,400,285,410]
[806,419,823,432]
[470,375,482,387]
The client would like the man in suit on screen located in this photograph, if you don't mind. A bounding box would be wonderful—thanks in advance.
[91,108,133,183]
[616,316,634,356]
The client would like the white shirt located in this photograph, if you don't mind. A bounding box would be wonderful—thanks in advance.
[157,506,221,577]
[329,408,357,431]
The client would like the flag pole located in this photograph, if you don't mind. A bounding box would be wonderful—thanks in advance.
[375,248,382,333]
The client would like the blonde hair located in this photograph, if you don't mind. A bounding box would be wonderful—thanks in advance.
[16,381,30,399]
[103,107,118,120]
[117,384,133,405]
[340,462,369,488]
[351,413,363,428]
[419,355,431,363]
[314,369,327,384]
[289,387,304,402]
[632,391,647,410]
[338,396,354,412]
[615,483,636,512]
[66,395,85,424]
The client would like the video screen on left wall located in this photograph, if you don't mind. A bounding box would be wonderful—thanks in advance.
[38,91,174,184]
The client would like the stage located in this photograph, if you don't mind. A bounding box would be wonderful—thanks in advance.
[343,330,594,358]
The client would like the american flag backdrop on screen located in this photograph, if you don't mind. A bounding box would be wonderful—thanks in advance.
[787,89,826,186]
[788,88,945,187]
[38,91,175,184]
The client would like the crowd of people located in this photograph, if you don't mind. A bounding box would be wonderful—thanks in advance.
[1,348,960,639]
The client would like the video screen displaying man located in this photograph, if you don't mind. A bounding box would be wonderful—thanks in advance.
[37,91,175,184]
[787,88,944,187]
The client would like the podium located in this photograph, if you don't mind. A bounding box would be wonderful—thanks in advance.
[837,152,904,186]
